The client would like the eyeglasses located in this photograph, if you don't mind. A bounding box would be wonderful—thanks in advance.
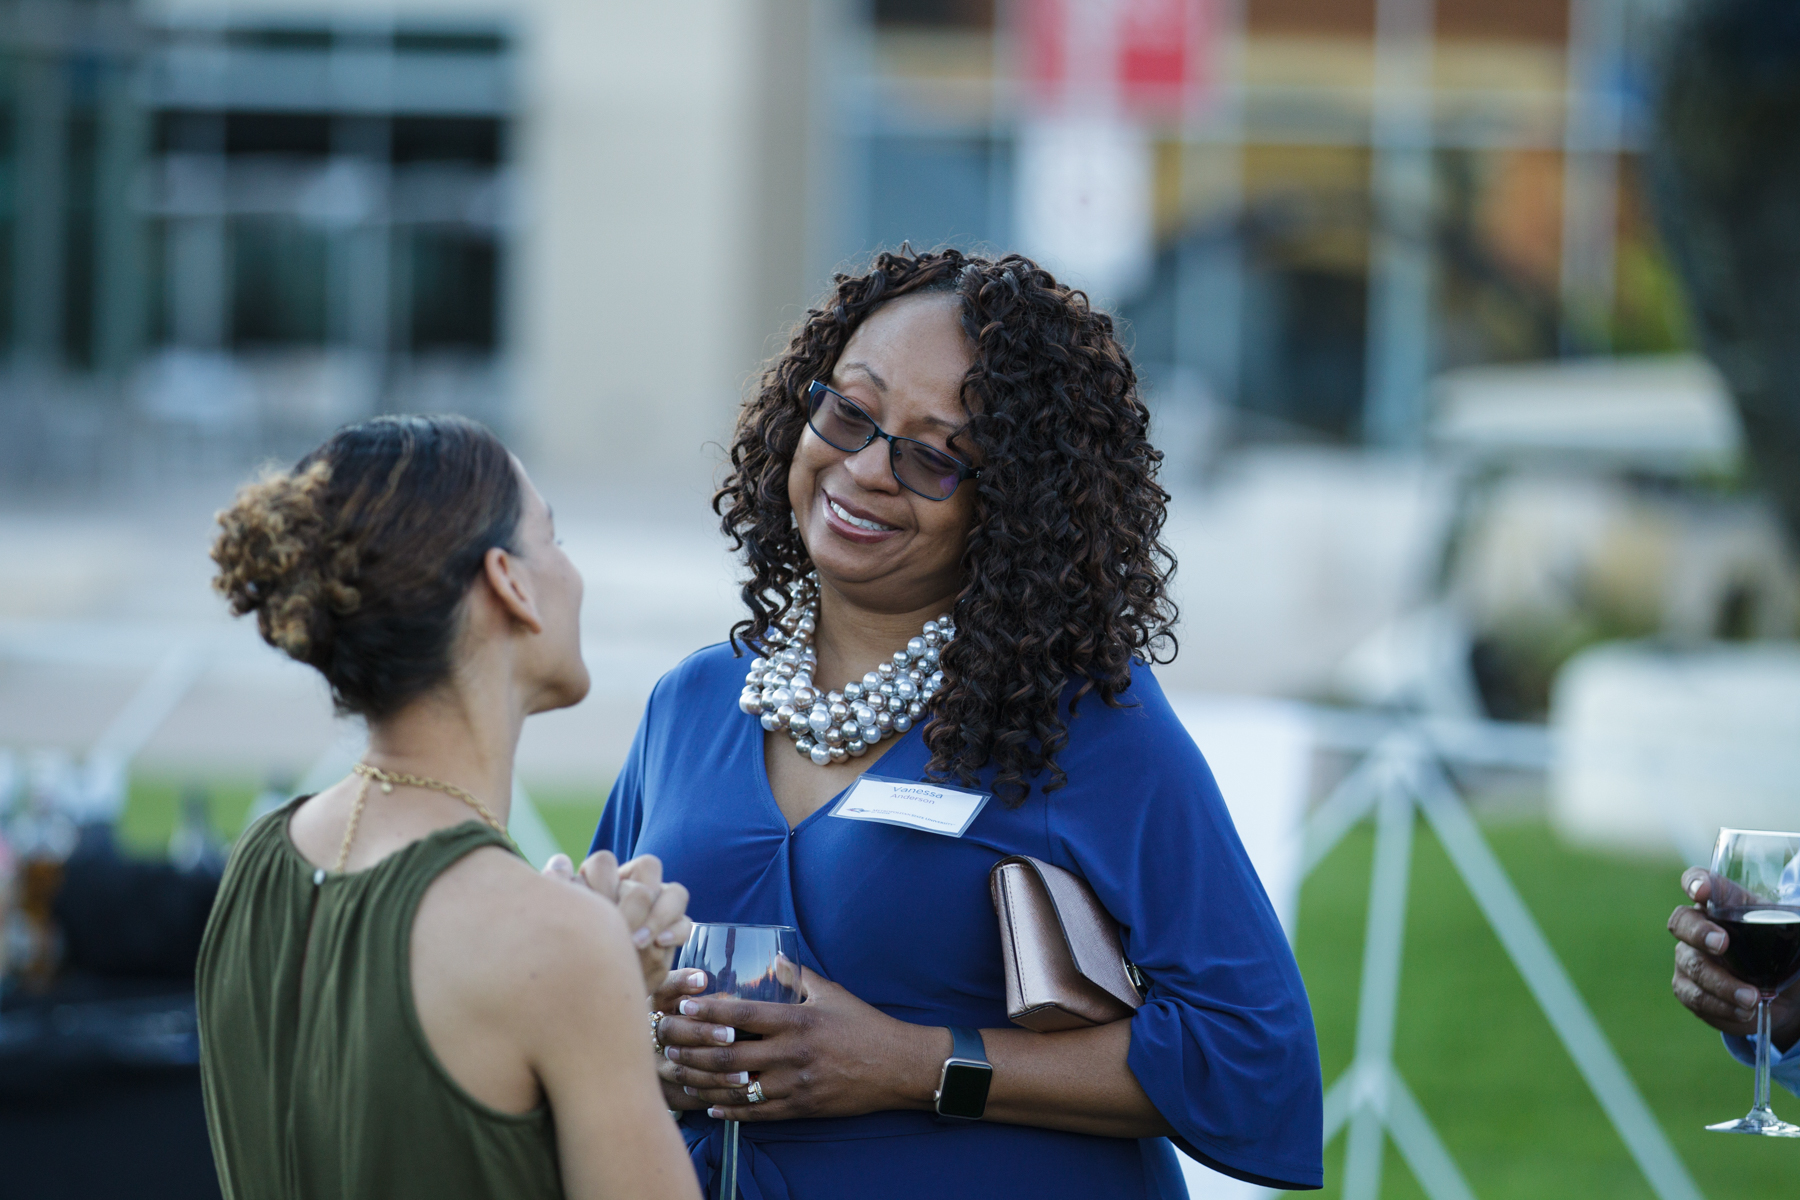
[804,380,979,502]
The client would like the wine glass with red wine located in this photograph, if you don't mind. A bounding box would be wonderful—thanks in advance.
[1705,828,1800,1136]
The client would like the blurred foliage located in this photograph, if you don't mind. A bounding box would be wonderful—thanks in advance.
[1298,815,1790,1198]
[1610,238,1693,356]
[1471,603,1661,723]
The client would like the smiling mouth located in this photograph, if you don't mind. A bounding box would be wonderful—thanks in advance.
[826,495,899,533]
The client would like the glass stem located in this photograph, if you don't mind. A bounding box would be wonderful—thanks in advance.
[1755,994,1774,1115]
[720,1118,740,1200]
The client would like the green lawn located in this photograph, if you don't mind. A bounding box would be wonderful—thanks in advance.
[522,785,609,860]
[1299,817,1793,1199]
[122,775,1788,1196]
[116,776,263,856]
[117,776,608,861]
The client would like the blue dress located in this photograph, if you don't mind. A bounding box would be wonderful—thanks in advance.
[592,643,1323,1199]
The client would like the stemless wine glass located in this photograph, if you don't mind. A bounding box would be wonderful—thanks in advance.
[1704,828,1800,1136]
[675,924,802,1199]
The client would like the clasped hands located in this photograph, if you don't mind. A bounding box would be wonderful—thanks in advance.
[648,967,937,1122]
[1669,866,1800,1050]
[542,850,693,995]
[539,852,940,1120]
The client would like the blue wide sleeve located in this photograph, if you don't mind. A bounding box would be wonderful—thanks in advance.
[1048,689,1323,1189]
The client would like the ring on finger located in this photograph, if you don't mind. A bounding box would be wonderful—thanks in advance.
[649,1010,667,1053]
[745,1079,765,1104]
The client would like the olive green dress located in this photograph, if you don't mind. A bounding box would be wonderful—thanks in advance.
[196,800,564,1200]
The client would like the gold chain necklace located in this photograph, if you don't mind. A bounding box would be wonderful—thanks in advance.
[330,761,513,873]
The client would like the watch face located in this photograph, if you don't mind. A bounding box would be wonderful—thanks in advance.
[937,1061,993,1119]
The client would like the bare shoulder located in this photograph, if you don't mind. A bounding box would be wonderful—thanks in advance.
[412,847,640,1022]
[407,846,648,1114]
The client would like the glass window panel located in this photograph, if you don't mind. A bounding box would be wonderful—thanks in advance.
[391,117,502,166]
[0,77,14,351]
[62,108,99,368]
[225,112,333,158]
[401,227,497,351]
[0,217,12,351]
[225,28,334,51]
[230,216,328,346]
[155,111,224,156]
[393,31,506,55]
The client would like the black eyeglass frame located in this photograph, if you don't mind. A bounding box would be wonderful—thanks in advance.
[803,380,980,502]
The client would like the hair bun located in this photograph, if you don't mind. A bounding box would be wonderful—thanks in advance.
[210,415,523,721]
[211,460,352,666]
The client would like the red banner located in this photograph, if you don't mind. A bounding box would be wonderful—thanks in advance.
[1019,0,1213,115]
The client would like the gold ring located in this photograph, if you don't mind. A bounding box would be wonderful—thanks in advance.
[649,1009,667,1053]
[745,1079,765,1104]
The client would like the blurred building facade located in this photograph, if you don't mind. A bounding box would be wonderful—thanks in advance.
[854,0,1682,451]
[0,0,824,492]
[0,0,1684,490]
[2,0,517,476]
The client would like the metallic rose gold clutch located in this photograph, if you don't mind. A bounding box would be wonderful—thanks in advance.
[989,854,1145,1031]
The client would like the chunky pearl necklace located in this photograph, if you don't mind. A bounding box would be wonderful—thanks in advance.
[738,575,953,766]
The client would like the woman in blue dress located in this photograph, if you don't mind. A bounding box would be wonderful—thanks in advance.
[593,248,1322,1198]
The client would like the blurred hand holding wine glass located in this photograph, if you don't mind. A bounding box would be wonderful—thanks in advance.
[1668,829,1800,1136]
[1670,868,1800,1046]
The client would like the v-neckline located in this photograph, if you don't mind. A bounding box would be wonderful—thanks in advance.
[752,716,923,834]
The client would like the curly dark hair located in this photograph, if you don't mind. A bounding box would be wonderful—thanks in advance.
[714,248,1178,802]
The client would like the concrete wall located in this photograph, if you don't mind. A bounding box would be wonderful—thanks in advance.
[513,0,826,497]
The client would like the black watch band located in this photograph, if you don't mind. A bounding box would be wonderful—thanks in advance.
[934,1025,993,1120]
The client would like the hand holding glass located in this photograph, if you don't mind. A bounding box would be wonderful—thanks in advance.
[674,924,802,1198]
[1704,828,1800,1137]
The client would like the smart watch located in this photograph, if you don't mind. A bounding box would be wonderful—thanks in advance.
[934,1026,993,1120]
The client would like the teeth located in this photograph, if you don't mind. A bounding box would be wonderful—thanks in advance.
[828,497,895,532]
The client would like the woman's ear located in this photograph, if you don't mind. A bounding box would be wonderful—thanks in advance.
[481,546,544,635]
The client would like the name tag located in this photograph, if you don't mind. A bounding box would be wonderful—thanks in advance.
[829,775,991,838]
